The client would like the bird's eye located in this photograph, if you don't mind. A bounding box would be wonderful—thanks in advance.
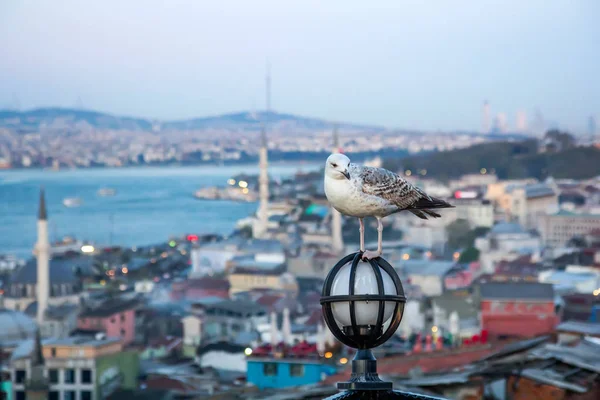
[331,163,337,168]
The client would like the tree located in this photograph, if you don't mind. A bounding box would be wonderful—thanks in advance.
[446,219,471,250]
[459,247,480,263]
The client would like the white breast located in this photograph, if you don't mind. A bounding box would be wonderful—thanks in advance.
[325,176,396,218]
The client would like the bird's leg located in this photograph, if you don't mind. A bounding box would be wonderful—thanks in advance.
[358,218,365,252]
[362,217,383,260]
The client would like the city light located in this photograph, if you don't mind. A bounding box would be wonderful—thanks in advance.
[339,357,348,365]
[242,188,249,194]
[402,253,410,261]
[420,169,427,176]
[81,245,95,253]
[122,267,128,274]
[238,180,248,188]
[324,351,333,359]
[453,252,460,260]
[480,168,487,174]
[169,240,176,247]
[425,251,432,259]
[432,326,438,333]
[100,280,106,286]
[594,289,600,296]
[227,179,236,185]
[187,234,199,242]
[244,347,253,356]
[405,170,412,176]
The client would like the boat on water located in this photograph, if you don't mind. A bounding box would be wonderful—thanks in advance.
[194,186,256,202]
[51,236,84,255]
[97,188,117,197]
[63,197,83,207]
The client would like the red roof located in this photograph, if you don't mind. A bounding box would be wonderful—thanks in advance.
[322,344,498,385]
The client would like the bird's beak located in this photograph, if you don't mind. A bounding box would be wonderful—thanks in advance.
[342,170,350,180]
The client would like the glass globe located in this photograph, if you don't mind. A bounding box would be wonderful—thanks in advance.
[330,261,397,327]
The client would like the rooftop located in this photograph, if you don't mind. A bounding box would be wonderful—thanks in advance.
[556,321,600,336]
[8,255,93,286]
[490,222,526,235]
[79,297,141,318]
[399,260,457,277]
[480,282,554,300]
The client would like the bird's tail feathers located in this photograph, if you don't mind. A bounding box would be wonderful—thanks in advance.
[412,196,454,210]
[409,209,429,220]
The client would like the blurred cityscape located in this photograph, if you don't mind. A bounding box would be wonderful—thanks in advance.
[1,2,600,399]
[1,115,600,399]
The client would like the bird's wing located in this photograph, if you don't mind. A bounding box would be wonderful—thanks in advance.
[358,166,426,208]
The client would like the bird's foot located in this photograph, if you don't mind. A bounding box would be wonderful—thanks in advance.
[361,250,381,260]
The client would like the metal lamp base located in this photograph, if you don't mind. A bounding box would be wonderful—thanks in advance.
[337,349,392,391]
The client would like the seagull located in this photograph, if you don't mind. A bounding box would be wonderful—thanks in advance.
[324,153,453,260]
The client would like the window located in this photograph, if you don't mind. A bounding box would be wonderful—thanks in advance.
[51,347,57,357]
[48,368,59,383]
[48,391,59,400]
[110,317,116,323]
[81,391,92,400]
[120,328,126,336]
[64,369,75,384]
[15,392,25,400]
[121,313,126,322]
[15,370,26,384]
[263,363,277,376]
[290,364,305,377]
[64,391,76,400]
[81,369,92,384]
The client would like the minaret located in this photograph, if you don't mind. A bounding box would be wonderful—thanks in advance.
[35,188,50,325]
[331,126,344,253]
[255,124,269,238]
[25,328,49,399]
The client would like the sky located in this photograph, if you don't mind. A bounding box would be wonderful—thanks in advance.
[1,0,599,132]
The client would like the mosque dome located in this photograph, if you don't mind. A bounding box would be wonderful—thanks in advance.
[0,308,37,346]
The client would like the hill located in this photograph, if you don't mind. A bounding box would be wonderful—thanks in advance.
[383,140,600,181]
[0,108,382,133]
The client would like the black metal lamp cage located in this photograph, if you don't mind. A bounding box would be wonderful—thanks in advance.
[320,252,407,391]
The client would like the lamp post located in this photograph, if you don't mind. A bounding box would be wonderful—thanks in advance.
[320,252,445,399]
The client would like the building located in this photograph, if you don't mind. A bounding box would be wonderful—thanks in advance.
[195,341,247,378]
[181,298,268,357]
[539,209,600,247]
[227,252,298,296]
[9,335,139,400]
[480,282,558,338]
[475,222,542,273]
[430,290,480,339]
[482,100,490,133]
[508,183,558,230]
[76,297,140,346]
[0,308,37,347]
[398,260,457,297]
[515,110,527,132]
[246,346,337,389]
[169,277,230,301]
[187,236,245,276]
[447,197,494,228]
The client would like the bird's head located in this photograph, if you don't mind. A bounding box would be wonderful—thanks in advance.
[325,153,351,180]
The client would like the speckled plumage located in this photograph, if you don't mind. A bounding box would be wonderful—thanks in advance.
[325,162,448,220]
[324,153,452,258]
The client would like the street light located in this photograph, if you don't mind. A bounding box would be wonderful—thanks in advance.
[321,252,443,399]
[321,252,405,391]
